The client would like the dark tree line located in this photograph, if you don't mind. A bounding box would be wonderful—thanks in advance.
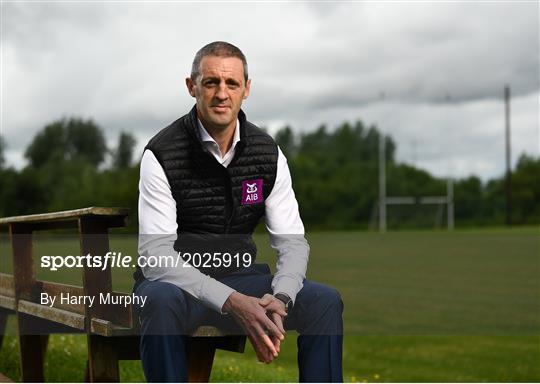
[275,122,539,229]
[0,117,538,230]
[0,118,139,220]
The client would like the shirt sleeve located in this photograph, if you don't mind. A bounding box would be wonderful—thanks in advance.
[265,146,310,303]
[138,149,236,313]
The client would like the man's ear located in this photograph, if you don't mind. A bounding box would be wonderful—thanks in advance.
[186,77,196,97]
[243,79,251,99]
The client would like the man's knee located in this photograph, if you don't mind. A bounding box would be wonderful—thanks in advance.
[313,284,343,314]
[294,282,343,332]
[136,280,189,332]
[142,281,187,311]
[299,282,342,309]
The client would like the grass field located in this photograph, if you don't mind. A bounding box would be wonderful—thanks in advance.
[1,227,539,382]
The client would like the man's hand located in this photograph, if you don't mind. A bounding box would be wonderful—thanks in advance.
[222,292,284,363]
[259,294,287,353]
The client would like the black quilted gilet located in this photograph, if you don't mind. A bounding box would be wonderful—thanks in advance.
[144,105,278,276]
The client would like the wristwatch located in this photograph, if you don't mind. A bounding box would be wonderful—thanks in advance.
[274,293,293,314]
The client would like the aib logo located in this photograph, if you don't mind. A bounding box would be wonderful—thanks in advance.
[246,183,258,194]
[242,179,263,205]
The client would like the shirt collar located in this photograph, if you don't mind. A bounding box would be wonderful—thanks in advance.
[197,118,241,148]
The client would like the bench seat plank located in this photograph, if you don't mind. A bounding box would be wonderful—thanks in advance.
[0,207,129,225]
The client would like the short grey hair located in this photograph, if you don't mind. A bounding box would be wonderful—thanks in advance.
[191,41,249,83]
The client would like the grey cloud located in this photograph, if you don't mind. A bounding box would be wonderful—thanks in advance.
[1,2,538,180]
[252,2,538,107]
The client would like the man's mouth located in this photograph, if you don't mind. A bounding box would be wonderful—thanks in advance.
[212,105,230,113]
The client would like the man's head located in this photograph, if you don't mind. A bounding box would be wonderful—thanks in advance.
[186,41,251,133]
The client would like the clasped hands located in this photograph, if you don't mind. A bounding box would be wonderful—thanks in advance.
[222,292,287,363]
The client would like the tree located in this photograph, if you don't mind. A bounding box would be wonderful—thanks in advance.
[25,118,107,168]
[25,121,67,167]
[65,118,107,166]
[512,154,540,223]
[274,126,296,159]
[0,167,48,216]
[113,132,137,169]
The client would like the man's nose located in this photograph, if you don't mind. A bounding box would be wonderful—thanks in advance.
[215,83,228,100]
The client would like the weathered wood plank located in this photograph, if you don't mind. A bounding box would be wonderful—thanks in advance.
[79,217,114,330]
[191,325,227,337]
[39,280,85,314]
[87,335,119,382]
[91,318,134,337]
[0,296,15,310]
[18,219,80,232]
[0,274,14,298]
[0,207,129,225]
[36,281,132,322]
[92,292,133,328]
[18,300,86,331]
[10,224,34,302]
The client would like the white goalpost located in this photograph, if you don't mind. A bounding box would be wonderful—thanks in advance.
[378,135,454,232]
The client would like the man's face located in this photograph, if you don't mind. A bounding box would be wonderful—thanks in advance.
[186,55,251,132]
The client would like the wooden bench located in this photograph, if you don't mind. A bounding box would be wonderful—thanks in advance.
[0,207,246,382]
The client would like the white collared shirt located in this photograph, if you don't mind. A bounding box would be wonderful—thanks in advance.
[138,118,309,312]
[198,118,241,166]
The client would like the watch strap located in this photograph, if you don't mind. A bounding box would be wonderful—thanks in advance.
[274,293,293,313]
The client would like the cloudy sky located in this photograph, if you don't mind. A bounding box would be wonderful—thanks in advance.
[1,1,538,180]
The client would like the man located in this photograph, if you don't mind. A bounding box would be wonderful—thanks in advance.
[134,41,343,382]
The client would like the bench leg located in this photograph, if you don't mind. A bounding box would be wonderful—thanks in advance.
[19,334,48,382]
[187,338,216,383]
[0,311,8,350]
[17,315,49,382]
[87,335,119,382]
